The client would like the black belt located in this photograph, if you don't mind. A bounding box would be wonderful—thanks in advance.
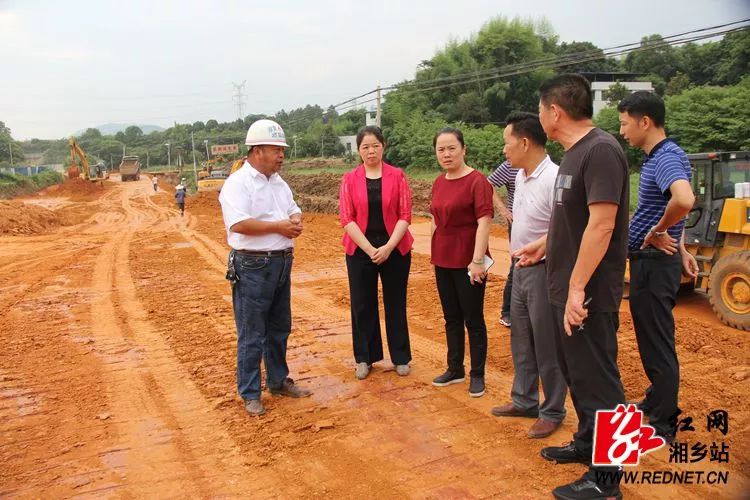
[235,248,293,257]
[628,248,677,260]
[512,257,545,268]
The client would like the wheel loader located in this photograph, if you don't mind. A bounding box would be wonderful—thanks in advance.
[683,151,750,331]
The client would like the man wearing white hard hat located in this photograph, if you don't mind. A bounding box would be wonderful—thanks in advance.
[219,119,311,416]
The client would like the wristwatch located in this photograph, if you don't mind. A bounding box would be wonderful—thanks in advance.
[651,226,668,237]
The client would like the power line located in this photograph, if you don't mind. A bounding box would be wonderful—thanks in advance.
[331,18,750,110]
[385,26,748,96]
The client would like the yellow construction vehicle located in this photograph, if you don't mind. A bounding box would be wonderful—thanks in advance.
[68,137,108,181]
[197,158,245,192]
[683,151,750,330]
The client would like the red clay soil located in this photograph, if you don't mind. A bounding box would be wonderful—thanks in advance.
[1,174,746,498]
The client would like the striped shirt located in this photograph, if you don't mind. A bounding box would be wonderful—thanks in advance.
[628,139,691,250]
[487,160,521,210]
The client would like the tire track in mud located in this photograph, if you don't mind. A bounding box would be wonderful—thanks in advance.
[174,210,745,498]
[163,212,582,497]
[80,180,278,496]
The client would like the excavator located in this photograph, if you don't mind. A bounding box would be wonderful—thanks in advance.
[196,158,244,192]
[67,137,109,181]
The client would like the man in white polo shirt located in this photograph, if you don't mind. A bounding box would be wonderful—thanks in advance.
[490,112,566,439]
[219,119,311,417]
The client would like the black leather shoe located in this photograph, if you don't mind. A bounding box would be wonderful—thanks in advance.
[552,474,622,499]
[541,442,591,465]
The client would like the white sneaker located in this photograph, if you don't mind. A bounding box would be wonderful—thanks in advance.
[355,362,371,380]
[395,364,410,376]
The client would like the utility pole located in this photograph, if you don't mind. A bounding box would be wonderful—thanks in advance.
[293,135,298,159]
[8,142,13,167]
[375,85,382,128]
[191,132,198,183]
[165,143,171,169]
[232,80,247,120]
[204,139,210,161]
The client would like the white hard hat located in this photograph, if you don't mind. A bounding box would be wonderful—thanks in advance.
[245,119,289,148]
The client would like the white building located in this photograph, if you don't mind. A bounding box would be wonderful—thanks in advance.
[339,135,357,155]
[582,72,655,116]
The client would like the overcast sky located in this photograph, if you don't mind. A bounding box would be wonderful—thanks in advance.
[1,0,748,139]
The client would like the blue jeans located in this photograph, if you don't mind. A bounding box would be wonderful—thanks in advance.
[231,251,293,401]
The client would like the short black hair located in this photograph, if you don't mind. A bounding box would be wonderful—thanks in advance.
[539,74,593,120]
[433,127,465,148]
[505,111,547,147]
[356,125,385,149]
[617,91,665,128]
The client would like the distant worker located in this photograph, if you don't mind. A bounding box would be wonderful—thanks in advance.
[338,125,414,380]
[618,91,695,443]
[152,176,158,192]
[219,119,312,417]
[487,160,521,328]
[174,185,186,216]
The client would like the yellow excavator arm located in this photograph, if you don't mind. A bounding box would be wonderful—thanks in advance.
[68,137,91,180]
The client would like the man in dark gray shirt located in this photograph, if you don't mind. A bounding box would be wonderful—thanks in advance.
[514,74,628,500]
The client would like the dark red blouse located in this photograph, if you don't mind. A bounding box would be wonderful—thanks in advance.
[430,169,494,268]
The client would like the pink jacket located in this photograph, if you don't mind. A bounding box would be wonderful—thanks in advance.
[339,163,414,256]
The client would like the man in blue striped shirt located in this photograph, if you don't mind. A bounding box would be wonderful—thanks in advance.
[488,160,521,327]
[618,91,697,442]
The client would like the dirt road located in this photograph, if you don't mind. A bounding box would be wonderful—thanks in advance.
[1,177,748,498]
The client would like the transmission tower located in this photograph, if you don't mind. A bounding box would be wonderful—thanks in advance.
[232,80,247,120]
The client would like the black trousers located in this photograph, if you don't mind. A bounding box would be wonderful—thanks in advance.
[629,252,682,435]
[435,266,487,377]
[345,250,412,365]
[551,306,625,458]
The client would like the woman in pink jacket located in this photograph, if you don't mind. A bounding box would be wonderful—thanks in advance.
[339,126,414,380]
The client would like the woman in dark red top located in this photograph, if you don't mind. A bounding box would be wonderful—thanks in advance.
[430,127,493,398]
[338,126,414,380]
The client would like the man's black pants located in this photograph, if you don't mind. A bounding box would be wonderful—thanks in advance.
[346,249,412,365]
[629,251,682,435]
[551,305,625,458]
[435,266,487,377]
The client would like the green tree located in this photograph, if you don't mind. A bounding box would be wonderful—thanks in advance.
[604,82,631,105]
[556,41,620,73]
[713,30,750,85]
[624,34,680,81]
[124,125,144,145]
[666,77,750,152]
[665,72,691,96]
[0,121,25,165]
